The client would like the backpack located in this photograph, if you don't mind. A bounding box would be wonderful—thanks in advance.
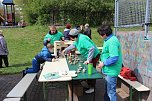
[120,67,137,81]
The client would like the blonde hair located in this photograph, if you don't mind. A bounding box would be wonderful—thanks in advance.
[47,43,54,49]
[49,25,56,29]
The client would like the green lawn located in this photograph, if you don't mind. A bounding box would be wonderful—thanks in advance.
[1,25,151,75]
[0,26,103,75]
[117,26,152,31]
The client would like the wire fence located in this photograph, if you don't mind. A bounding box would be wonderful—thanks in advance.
[115,0,152,39]
[117,0,146,27]
[149,0,152,23]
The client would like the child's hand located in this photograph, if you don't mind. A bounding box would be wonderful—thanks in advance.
[84,60,89,64]
[47,38,51,41]
[96,61,104,69]
[61,37,64,41]
[52,58,55,62]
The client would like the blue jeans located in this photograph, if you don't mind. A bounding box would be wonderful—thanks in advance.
[104,75,117,101]
[25,58,40,73]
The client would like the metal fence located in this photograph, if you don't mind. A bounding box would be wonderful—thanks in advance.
[114,0,152,39]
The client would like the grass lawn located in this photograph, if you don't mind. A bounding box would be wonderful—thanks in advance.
[0,25,103,75]
[117,26,152,31]
[1,25,151,75]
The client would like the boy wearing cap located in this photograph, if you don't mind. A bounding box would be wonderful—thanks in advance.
[23,43,55,75]
[44,25,64,45]
[62,29,100,93]
[63,24,71,40]
[0,30,9,68]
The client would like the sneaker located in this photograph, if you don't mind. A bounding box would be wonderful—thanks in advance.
[85,88,94,94]
[22,70,26,77]
[25,67,29,70]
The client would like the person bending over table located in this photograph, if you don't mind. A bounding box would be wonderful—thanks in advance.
[62,29,100,93]
[23,43,55,76]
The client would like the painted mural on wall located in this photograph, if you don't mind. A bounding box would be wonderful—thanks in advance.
[117,31,152,88]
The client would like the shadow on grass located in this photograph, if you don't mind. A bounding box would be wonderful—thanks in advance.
[10,62,31,67]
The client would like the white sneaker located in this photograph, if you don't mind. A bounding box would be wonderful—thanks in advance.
[85,88,94,93]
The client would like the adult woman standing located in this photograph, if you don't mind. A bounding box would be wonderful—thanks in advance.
[0,30,9,68]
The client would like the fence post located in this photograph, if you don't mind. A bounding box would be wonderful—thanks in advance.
[114,0,119,35]
[144,0,151,40]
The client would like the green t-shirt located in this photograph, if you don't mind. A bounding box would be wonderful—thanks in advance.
[101,35,122,76]
[44,31,63,44]
[73,34,99,59]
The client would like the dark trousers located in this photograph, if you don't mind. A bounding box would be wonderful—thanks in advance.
[25,58,40,73]
[0,55,9,68]
[88,54,100,87]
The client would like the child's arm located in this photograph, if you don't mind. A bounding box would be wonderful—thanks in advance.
[43,52,54,62]
[43,38,51,46]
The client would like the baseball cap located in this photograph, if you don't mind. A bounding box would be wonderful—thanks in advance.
[69,29,79,36]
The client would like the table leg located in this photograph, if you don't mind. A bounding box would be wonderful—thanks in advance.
[129,86,133,101]
[72,80,73,101]
[24,92,28,101]
[68,81,78,101]
[138,92,141,101]
[94,84,96,101]
[43,82,47,101]
[66,82,69,101]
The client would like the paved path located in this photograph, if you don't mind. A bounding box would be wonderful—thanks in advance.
[0,73,124,101]
[0,74,22,101]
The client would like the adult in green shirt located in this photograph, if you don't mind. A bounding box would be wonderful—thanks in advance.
[44,25,64,45]
[63,29,100,93]
[97,25,122,101]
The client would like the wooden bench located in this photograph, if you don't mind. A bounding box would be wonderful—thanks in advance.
[3,98,20,101]
[118,75,150,101]
[6,73,37,101]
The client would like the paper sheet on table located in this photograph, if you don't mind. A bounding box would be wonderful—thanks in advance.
[59,71,77,77]
[43,72,60,80]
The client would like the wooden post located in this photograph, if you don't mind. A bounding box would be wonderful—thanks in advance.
[13,5,15,25]
[11,5,13,25]
[3,5,6,25]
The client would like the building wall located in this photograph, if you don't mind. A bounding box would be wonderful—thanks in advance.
[117,31,152,101]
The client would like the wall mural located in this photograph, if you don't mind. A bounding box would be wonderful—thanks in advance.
[117,31,152,88]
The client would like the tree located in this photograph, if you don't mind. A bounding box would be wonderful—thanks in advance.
[22,0,114,26]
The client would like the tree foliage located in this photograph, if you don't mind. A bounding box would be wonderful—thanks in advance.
[21,0,114,26]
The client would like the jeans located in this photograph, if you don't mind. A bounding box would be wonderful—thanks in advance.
[104,75,117,101]
[25,58,40,73]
